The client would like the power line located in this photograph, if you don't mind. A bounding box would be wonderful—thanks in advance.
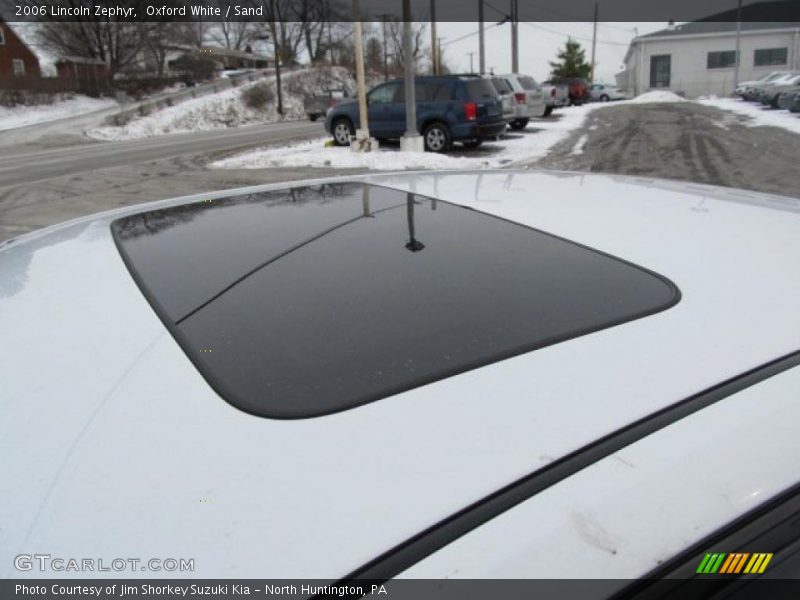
[483,0,634,45]
[521,21,630,46]
[441,21,503,46]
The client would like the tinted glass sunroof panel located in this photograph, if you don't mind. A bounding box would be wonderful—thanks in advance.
[112,183,679,419]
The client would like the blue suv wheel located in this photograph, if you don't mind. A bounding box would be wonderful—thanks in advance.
[423,122,452,153]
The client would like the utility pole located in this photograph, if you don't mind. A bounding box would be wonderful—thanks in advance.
[268,0,283,115]
[351,0,376,151]
[590,2,598,82]
[401,0,423,152]
[478,0,485,74]
[438,36,444,73]
[467,51,475,73]
[510,0,519,74]
[734,0,743,88]
[430,0,438,75]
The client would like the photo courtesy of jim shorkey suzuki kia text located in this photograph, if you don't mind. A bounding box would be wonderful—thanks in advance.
[14,584,385,597]
[16,3,263,18]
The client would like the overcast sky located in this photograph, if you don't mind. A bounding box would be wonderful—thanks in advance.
[436,21,668,82]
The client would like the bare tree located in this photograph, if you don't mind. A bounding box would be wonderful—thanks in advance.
[213,22,259,51]
[37,18,154,79]
[173,19,211,49]
[385,21,428,74]
[143,22,187,77]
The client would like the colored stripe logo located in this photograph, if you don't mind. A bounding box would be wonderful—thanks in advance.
[696,552,773,574]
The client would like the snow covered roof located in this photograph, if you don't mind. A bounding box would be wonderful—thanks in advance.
[641,1,800,39]
[3,22,59,77]
[56,55,106,66]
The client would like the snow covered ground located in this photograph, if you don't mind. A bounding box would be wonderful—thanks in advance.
[696,96,800,135]
[0,96,116,132]
[626,90,687,104]
[89,67,356,141]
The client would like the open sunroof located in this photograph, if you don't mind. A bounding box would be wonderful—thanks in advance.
[112,183,679,419]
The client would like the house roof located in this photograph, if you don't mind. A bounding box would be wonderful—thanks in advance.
[641,1,800,39]
[2,22,58,76]
[56,55,107,66]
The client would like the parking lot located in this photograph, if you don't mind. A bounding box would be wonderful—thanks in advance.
[2,99,800,244]
[536,101,800,199]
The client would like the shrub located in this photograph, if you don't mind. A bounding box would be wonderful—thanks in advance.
[169,54,217,84]
[242,82,274,109]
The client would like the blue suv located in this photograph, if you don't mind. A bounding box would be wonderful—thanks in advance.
[324,75,505,152]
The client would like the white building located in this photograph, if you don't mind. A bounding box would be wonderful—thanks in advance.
[618,13,800,98]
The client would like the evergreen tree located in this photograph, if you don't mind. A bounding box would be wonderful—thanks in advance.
[549,38,592,79]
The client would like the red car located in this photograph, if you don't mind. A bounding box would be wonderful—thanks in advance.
[549,77,591,106]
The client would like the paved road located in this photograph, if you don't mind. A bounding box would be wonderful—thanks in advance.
[4,102,800,244]
[0,120,324,188]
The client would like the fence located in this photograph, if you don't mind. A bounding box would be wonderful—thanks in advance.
[0,75,77,106]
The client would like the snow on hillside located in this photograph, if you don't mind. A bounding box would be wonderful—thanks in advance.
[0,96,116,132]
[89,67,357,141]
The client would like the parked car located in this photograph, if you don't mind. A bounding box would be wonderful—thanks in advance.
[304,87,352,122]
[325,75,505,152]
[589,82,628,102]
[735,71,791,97]
[3,171,800,584]
[789,91,800,112]
[548,77,591,105]
[486,75,516,127]
[759,74,800,108]
[498,73,548,128]
[754,72,800,104]
[742,71,794,101]
[778,90,800,112]
[541,79,570,114]
[776,88,800,110]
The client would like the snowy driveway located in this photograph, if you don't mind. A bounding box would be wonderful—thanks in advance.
[537,98,800,198]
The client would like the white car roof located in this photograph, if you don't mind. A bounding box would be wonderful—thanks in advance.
[404,361,800,582]
[2,170,800,578]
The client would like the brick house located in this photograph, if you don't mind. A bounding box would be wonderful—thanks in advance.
[0,19,42,79]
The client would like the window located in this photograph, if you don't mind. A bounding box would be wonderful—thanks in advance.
[112,183,679,419]
[650,54,671,88]
[518,76,540,90]
[12,59,25,76]
[426,81,454,101]
[368,83,400,104]
[464,79,497,100]
[754,47,788,66]
[707,50,737,69]
[490,78,513,94]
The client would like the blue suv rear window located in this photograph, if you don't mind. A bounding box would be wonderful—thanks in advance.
[112,183,679,419]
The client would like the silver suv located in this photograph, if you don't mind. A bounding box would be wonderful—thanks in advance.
[499,73,547,130]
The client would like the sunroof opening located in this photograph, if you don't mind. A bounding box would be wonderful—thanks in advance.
[112,183,679,419]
